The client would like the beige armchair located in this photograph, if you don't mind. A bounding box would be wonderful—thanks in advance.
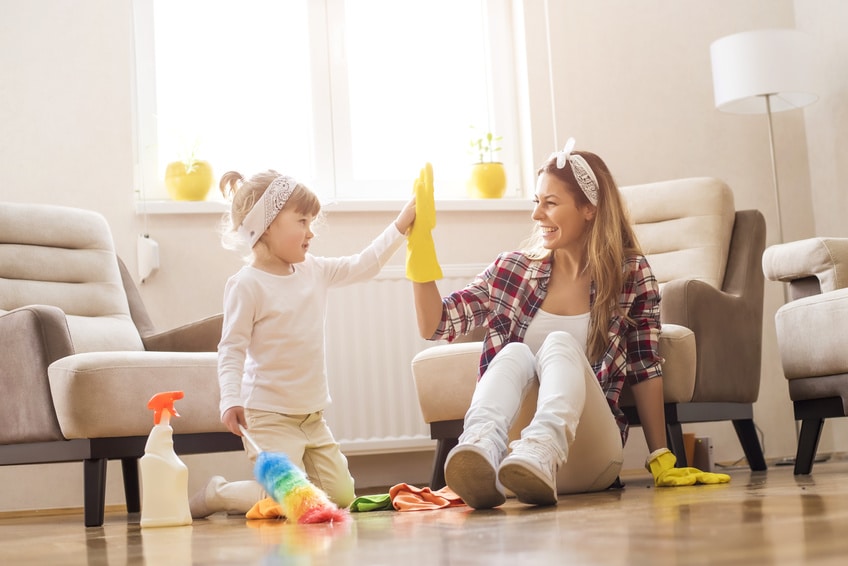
[0,202,241,526]
[412,178,767,488]
[762,237,848,474]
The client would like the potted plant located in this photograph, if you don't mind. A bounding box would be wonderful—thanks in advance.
[467,129,506,199]
[164,143,214,201]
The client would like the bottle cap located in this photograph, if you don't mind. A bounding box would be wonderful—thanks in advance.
[147,391,184,426]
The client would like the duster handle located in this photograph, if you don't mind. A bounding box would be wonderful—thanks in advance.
[238,424,262,454]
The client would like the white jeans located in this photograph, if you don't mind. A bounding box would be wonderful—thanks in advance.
[462,331,623,494]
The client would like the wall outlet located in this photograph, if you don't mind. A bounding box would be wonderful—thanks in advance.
[137,234,160,283]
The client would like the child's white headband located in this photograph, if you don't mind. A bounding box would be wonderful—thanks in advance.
[551,137,599,206]
[238,175,297,248]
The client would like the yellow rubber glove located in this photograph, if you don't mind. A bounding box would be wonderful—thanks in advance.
[646,448,731,487]
[406,162,443,282]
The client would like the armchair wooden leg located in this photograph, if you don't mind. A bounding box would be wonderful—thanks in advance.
[794,418,825,475]
[84,458,107,527]
[121,458,140,513]
[430,438,457,490]
[732,418,767,471]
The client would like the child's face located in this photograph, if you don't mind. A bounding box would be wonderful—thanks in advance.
[261,207,315,269]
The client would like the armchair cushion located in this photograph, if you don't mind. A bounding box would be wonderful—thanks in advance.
[0,203,143,353]
[48,351,226,438]
[773,288,848,379]
[623,177,735,289]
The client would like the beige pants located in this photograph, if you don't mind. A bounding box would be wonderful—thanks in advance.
[204,409,356,514]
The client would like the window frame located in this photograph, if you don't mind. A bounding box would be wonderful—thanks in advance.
[131,0,525,204]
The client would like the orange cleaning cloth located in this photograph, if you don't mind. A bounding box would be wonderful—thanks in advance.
[388,483,466,511]
[246,497,285,520]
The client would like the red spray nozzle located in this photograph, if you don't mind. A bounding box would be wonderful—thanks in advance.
[147,391,184,425]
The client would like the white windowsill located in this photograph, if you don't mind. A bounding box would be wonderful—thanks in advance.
[134,197,533,215]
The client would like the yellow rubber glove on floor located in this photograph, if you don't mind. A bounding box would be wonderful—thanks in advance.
[406,162,443,282]
[647,448,731,487]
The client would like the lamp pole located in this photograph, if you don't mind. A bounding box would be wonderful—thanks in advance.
[764,93,785,246]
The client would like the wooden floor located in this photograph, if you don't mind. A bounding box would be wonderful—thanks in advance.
[3,457,848,565]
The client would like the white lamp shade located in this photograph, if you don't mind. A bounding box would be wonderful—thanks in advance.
[710,29,817,114]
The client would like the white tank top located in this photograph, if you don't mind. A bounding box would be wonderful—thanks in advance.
[523,309,590,356]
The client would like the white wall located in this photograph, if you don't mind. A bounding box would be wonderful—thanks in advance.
[1,0,845,512]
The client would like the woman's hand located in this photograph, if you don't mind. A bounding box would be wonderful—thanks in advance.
[222,406,246,436]
[406,163,443,283]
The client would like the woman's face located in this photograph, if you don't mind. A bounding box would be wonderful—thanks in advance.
[532,172,595,251]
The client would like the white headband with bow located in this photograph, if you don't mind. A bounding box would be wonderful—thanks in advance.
[552,137,599,206]
[237,175,297,248]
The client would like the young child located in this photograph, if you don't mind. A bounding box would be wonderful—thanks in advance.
[190,169,415,518]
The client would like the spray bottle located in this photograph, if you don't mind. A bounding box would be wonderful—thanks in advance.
[140,390,192,528]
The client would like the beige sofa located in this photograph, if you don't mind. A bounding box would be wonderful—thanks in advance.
[0,202,241,526]
[412,178,767,488]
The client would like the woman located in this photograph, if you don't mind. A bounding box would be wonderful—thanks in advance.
[407,140,729,510]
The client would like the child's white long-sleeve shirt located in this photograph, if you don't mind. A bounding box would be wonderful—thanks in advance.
[217,222,405,418]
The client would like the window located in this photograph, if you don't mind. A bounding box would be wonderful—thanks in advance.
[132,0,521,203]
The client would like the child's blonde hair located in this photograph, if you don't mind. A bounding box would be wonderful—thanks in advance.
[219,169,322,259]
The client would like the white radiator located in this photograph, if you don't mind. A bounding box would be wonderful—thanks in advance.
[323,264,485,455]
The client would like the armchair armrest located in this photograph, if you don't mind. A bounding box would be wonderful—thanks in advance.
[0,305,74,443]
[661,279,760,403]
[762,237,848,295]
[411,342,482,424]
[141,314,223,352]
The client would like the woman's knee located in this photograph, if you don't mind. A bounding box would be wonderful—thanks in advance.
[542,330,581,350]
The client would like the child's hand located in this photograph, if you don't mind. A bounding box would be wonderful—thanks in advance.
[395,196,416,235]
[223,406,246,436]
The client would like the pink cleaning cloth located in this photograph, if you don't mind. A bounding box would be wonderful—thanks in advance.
[388,483,466,511]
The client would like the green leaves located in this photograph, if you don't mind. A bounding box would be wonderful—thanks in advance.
[468,127,503,163]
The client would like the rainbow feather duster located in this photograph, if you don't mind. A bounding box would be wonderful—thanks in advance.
[240,426,348,524]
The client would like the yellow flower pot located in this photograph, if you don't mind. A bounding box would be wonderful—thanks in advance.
[467,162,507,199]
[164,160,214,201]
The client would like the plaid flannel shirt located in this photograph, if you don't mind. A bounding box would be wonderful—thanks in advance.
[431,251,663,444]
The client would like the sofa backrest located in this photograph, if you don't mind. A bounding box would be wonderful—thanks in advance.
[0,202,144,353]
[620,177,736,291]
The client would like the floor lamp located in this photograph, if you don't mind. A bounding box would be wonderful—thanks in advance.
[709,29,817,247]
[710,29,818,464]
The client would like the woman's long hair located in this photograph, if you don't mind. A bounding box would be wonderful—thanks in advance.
[523,151,642,363]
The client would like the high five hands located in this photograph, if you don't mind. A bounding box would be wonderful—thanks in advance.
[406,163,443,283]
